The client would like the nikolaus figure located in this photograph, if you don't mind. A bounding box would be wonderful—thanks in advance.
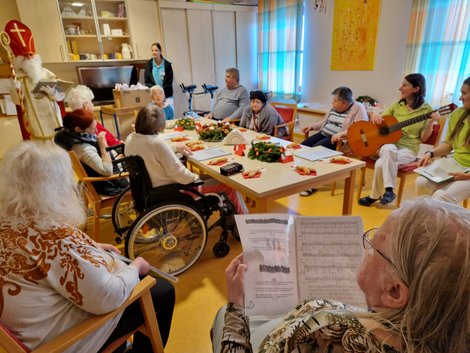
[3,20,63,140]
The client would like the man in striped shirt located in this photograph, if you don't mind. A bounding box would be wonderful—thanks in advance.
[300,87,368,196]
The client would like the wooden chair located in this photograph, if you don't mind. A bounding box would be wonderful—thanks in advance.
[272,102,297,141]
[68,150,128,242]
[0,276,164,353]
[357,117,446,208]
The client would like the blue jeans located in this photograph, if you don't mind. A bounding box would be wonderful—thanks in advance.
[301,132,336,150]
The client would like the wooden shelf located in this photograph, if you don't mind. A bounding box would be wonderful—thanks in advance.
[98,17,128,21]
[62,16,94,20]
[100,35,130,38]
[65,35,98,38]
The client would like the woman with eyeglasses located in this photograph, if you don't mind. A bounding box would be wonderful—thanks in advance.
[212,197,470,353]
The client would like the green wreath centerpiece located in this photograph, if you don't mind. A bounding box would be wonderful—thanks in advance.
[198,122,232,142]
[356,95,378,106]
[248,141,286,163]
[175,117,196,130]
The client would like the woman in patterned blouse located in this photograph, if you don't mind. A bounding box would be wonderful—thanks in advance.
[0,141,174,353]
[213,197,470,353]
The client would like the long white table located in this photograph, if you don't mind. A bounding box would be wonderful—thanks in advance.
[162,121,365,215]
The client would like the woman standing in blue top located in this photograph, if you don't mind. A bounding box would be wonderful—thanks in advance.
[149,85,174,120]
[144,43,174,105]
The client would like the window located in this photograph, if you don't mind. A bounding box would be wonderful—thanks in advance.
[404,0,470,106]
[258,0,304,100]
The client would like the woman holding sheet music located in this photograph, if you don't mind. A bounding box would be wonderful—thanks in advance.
[212,197,470,353]
[416,77,470,203]
[358,74,437,206]
[0,141,175,353]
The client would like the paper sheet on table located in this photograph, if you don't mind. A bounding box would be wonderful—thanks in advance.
[191,147,231,161]
[293,145,343,161]
[159,132,187,141]
[235,214,365,318]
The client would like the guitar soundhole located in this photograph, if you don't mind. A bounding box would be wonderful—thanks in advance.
[379,126,390,136]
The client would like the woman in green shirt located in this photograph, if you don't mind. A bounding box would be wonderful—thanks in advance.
[359,73,436,206]
[416,76,470,203]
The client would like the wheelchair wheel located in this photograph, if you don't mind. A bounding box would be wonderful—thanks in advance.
[125,202,207,276]
[213,241,230,258]
[111,187,137,237]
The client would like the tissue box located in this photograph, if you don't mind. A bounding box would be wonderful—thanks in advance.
[113,89,151,108]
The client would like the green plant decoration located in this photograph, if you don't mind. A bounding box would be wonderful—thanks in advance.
[198,122,232,141]
[175,117,197,130]
[356,95,378,106]
[248,141,286,163]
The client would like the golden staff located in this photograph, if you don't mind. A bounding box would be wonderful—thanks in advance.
[1,30,29,140]
[1,31,23,106]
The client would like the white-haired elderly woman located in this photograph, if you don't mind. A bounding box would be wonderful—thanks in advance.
[65,84,121,146]
[126,105,248,214]
[0,141,175,353]
[149,84,174,120]
[212,197,470,353]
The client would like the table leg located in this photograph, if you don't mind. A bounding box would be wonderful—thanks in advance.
[342,170,356,215]
[252,198,268,213]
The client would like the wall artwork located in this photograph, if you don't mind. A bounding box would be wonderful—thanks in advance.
[331,0,381,70]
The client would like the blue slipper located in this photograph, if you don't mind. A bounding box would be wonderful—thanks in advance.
[380,190,396,205]
[358,196,378,207]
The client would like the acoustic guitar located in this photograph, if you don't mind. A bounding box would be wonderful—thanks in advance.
[347,103,457,158]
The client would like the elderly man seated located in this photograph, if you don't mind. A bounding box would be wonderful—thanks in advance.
[206,67,249,122]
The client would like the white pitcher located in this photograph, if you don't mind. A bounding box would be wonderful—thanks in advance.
[121,43,132,59]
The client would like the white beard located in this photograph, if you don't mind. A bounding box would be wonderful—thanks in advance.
[13,54,43,85]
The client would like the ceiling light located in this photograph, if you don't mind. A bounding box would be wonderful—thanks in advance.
[71,2,85,6]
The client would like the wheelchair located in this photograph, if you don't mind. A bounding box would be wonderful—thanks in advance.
[111,154,239,276]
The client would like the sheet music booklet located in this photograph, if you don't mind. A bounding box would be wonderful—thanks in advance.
[32,79,74,94]
[414,157,470,183]
[293,145,343,161]
[235,214,365,318]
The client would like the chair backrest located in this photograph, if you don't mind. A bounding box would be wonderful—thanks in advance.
[0,322,29,353]
[68,150,102,202]
[423,116,446,147]
[114,155,153,213]
[271,102,297,141]
[0,276,163,353]
[271,102,297,124]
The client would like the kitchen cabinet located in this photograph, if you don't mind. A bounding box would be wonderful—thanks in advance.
[58,0,133,61]
[18,0,135,63]
[127,0,162,60]
[16,0,67,63]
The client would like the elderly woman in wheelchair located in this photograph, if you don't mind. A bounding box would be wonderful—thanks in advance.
[114,105,248,275]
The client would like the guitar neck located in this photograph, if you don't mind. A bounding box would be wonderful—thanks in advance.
[389,111,432,133]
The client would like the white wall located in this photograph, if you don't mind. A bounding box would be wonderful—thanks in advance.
[301,0,412,107]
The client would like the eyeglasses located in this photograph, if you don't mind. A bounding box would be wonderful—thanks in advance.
[362,228,397,270]
[362,228,408,287]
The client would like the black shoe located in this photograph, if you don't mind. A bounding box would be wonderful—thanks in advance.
[380,190,396,205]
[300,188,318,197]
[358,196,378,207]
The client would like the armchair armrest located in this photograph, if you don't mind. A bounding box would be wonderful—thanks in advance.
[33,276,156,353]
[82,172,129,183]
